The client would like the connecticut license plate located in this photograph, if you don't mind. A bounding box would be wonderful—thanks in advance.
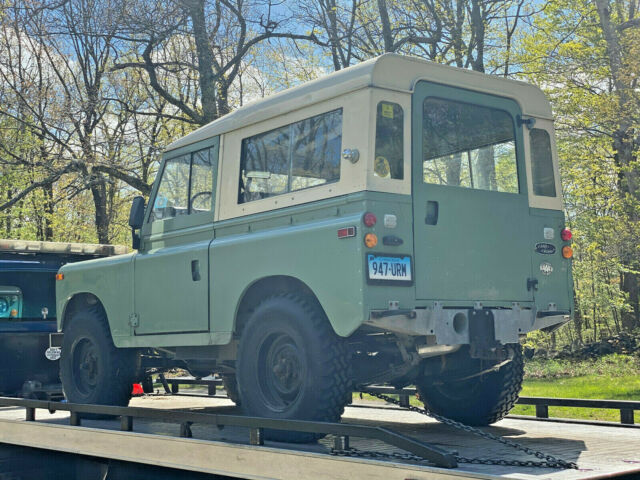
[366,254,413,285]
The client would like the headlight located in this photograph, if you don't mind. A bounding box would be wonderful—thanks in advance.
[0,298,8,315]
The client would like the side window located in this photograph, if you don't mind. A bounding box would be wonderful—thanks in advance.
[151,154,190,221]
[239,109,342,204]
[530,128,557,197]
[374,102,404,179]
[150,147,215,222]
[422,98,518,194]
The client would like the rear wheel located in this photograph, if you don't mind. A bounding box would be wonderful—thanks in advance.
[60,305,134,408]
[416,344,523,426]
[236,294,351,443]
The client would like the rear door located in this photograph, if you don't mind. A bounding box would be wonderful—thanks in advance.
[412,81,533,303]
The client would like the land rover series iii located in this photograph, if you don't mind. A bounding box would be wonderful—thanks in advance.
[55,54,572,441]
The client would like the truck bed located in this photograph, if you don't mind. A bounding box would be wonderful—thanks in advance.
[0,393,638,479]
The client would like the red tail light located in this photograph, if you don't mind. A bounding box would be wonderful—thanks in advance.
[363,212,377,227]
[561,228,572,241]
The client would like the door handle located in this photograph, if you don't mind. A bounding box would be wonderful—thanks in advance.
[191,260,201,281]
[425,201,439,225]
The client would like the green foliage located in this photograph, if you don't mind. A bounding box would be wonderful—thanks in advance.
[515,0,640,342]
[524,354,640,379]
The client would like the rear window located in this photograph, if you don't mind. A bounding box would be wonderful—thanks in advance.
[530,128,557,197]
[239,109,342,203]
[422,98,518,194]
[374,102,404,179]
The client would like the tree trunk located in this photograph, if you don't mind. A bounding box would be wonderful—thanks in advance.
[186,0,218,124]
[90,177,110,244]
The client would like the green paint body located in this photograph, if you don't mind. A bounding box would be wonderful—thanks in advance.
[56,81,572,349]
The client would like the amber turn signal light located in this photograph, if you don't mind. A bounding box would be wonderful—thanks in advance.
[55,273,64,281]
[364,233,378,248]
[562,246,573,259]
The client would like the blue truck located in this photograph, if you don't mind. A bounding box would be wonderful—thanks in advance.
[0,240,126,398]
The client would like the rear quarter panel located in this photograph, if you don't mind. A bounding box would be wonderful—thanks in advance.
[211,196,366,338]
[529,208,573,313]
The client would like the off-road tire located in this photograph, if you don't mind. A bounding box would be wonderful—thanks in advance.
[236,294,352,443]
[415,344,524,426]
[60,305,134,409]
[221,374,241,405]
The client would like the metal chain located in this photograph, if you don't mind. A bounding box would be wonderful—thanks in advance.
[332,392,578,470]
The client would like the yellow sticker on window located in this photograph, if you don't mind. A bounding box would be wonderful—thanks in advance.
[381,103,394,119]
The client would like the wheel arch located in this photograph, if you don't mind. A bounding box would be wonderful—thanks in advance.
[234,275,328,337]
[60,292,106,331]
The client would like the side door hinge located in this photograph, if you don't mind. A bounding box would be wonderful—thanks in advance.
[129,313,139,328]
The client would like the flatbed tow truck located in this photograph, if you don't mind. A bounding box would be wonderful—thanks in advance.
[0,384,638,480]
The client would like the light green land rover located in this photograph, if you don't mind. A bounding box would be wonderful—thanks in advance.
[55,54,572,441]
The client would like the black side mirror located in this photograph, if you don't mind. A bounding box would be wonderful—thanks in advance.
[128,196,145,250]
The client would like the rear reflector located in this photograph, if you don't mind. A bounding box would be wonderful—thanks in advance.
[337,226,356,239]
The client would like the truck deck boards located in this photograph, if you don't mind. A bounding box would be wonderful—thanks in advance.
[0,393,638,480]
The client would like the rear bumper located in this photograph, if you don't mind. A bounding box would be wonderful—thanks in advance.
[365,304,571,345]
[0,331,59,394]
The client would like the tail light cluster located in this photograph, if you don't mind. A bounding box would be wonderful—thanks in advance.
[363,212,378,248]
[561,228,573,259]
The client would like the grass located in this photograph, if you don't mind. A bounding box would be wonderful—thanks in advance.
[513,354,640,422]
[511,375,640,422]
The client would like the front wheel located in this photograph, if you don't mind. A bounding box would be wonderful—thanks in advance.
[60,305,134,407]
[416,344,524,426]
[236,294,352,442]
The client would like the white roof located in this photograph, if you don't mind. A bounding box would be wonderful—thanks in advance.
[167,53,553,152]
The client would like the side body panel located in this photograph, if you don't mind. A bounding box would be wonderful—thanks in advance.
[210,192,410,338]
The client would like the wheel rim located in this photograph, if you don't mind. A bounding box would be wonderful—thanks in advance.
[71,338,99,396]
[257,331,306,413]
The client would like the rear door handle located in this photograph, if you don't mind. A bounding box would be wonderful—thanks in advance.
[425,201,439,225]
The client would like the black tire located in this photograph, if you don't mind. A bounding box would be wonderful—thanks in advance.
[221,374,241,405]
[60,305,134,408]
[415,344,524,426]
[236,294,352,443]
[142,375,154,394]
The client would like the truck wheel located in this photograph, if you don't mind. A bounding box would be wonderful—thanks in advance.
[60,305,133,408]
[236,294,351,443]
[416,344,524,426]
[221,374,241,405]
